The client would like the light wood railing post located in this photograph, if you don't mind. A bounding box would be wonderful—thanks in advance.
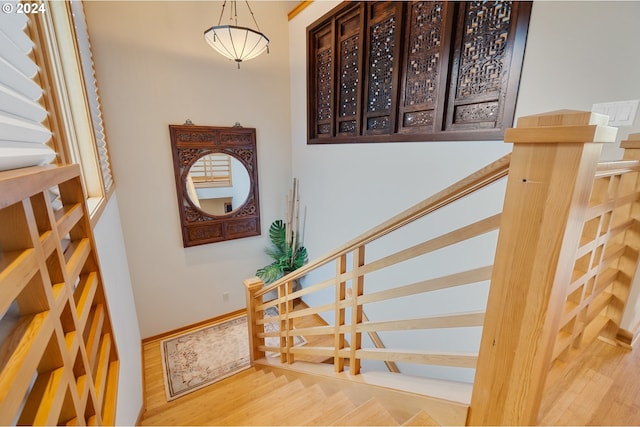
[468,110,617,426]
[349,246,365,375]
[345,288,401,373]
[615,133,640,344]
[335,254,347,372]
[277,283,287,363]
[275,280,295,364]
[284,280,295,364]
[244,277,265,362]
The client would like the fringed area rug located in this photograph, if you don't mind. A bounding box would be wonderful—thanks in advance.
[161,311,307,401]
[161,315,251,401]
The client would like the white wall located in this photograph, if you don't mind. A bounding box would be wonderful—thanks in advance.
[92,195,142,425]
[515,1,640,160]
[84,1,293,338]
[82,0,640,370]
[289,1,640,381]
[515,1,640,331]
[289,1,510,383]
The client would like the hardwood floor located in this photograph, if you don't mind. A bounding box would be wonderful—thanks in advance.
[140,308,640,426]
[539,338,640,425]
[140,302,338,423]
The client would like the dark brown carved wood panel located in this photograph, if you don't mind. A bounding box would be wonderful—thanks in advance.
[363,2,403,136]
[307,1,531,144]
[169,124,261,247]
[446,1,529,132]
[337,7,362,137]
[398,1,453,134]
[312,24,334,139]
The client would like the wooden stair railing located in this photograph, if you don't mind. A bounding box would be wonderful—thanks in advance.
[245,111,640,426]
[551,149,640,363]
[469,111,637,426]
[346,288,399,373]
[190,153,232,187]
[245,152,510,376]
[0,165,119,425]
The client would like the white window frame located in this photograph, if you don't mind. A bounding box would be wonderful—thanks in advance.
[29,0,114,225]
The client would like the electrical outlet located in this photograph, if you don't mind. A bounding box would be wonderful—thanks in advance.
[222,292,229,302]
[592,100,639,126]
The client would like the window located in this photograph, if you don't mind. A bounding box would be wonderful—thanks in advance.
[307,1,532,144]
[27,0,114,223]
[0,3,56,171]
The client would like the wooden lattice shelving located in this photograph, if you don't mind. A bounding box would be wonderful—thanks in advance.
[0,164,118,425]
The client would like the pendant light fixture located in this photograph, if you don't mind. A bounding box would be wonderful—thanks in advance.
[204,1,270,68]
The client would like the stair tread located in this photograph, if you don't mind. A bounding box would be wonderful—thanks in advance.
[143,370,283,425]
[331,398,400,426]
[216,378,307,425]
[142,368,266,422]
[247,383,329,425]
[255,357,473,404]
[254,362,469,425]
[305,391,358,426]
[192,372,289,425]
[143,363,466,426]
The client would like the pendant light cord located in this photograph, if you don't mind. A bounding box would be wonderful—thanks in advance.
[216,0,226,26]
[244,0,262,33]
[216,0,261,31]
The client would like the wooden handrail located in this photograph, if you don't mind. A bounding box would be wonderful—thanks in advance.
[246,151,509,382]
[245,114,640,426]
[255,153,511,298]
[594,159,640,177]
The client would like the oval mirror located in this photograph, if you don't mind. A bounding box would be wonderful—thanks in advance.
[185,153,251,216]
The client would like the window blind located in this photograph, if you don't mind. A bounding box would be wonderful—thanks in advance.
[70,0,113,193]
[0,5,56,171]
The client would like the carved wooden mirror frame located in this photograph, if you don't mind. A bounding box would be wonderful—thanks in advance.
[169,124,261,247]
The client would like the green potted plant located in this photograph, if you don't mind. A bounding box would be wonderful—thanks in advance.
[256,178,308,290]
[256,219,308,288]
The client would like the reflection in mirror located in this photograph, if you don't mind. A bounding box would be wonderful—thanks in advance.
[169,123,261,247]
[185,154,250,216]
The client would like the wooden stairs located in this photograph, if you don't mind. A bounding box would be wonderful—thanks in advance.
[141,362,469,426]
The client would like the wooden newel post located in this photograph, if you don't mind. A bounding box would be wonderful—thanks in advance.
[617,133,640,344]
[468,110,617,426]
[244,276,265,362]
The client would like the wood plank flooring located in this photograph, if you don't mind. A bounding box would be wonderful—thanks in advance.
[539,338,640,425]
[140,301,339,423]
[140,306,640,426]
